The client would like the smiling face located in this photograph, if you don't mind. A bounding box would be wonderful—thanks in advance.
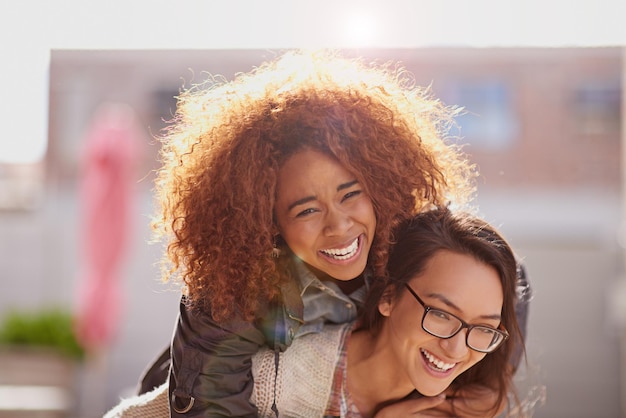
[378,249,504,396]
[274,149,377,281]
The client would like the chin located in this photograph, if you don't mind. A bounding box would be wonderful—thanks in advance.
[329,261,367,281]
[416,382,451,398]
[418,389,443,397]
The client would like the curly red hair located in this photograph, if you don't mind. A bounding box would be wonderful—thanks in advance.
[153,50,477,321]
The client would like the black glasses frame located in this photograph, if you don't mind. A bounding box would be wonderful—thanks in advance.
[403,283,509,353]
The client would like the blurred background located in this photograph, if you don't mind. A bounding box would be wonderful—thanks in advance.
[1,1,626,417]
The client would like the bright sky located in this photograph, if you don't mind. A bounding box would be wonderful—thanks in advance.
[1,0,625,163]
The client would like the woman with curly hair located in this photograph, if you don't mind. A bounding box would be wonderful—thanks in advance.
[137,50,526,417]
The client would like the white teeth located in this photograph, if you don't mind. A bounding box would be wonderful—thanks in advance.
[421,349,455,371]
[321,238,359,260]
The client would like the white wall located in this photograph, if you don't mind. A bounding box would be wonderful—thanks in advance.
[478,190,623,417]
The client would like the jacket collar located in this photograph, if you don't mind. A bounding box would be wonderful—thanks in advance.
[290,255,371,303]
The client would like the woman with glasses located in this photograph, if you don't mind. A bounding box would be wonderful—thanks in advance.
[251,206,525,417]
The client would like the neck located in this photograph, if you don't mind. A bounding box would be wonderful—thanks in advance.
[304,261,365,294]
[346,329,414,417]
[333,275,365,295]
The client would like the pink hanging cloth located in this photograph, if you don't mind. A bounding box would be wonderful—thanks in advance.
[75,102,142,351]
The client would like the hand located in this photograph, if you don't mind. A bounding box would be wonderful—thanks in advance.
[428,384,504,418]
[374,394,447,418]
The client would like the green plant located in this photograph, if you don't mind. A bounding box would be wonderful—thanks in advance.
[0,307,85,360]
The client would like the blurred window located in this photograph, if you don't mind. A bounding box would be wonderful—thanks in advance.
[440,80,518,151]
[571,81,621,136]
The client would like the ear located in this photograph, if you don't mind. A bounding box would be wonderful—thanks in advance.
[378,286,395,317]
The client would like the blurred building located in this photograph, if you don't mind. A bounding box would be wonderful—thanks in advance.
[0,47,622,417]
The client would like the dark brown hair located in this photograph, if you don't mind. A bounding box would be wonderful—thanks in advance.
[153,50,477,321]
[362,207,523,415]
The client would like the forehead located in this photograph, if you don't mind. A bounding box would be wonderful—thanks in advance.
[280,148,343,173]
[409,250,503,317]
[276,149,354,195]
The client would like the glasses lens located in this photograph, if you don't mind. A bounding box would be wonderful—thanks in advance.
[422,309,463,337]
[467,327,504,352]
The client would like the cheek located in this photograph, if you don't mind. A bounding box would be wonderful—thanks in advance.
[280,224,304,248]
[386,303,425,344]
[280,220,319,252]
[356,199,376,229]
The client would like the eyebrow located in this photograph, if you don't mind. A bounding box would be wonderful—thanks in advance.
[337,179,358,191]
[287,196,315,212]
[286,180,359,212]
[425,292,502,321]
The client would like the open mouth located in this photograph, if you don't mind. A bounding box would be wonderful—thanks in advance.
[319,236,360,261]
[421,348,456,372]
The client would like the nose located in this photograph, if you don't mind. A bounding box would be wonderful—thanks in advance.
[440,329,469,359]
[323,205,353,236]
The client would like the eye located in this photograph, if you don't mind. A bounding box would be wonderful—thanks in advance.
[295,207,318,218]
[430,309,453,321]
[342,189,362,202]
[475,326,497,336]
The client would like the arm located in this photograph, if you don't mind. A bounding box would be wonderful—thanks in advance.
[137,345,172,395]
[169,298,266,418]
[169,273,304,417]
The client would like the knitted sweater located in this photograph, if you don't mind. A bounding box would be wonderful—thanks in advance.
[251,323,351,417]
[103,383,169,418]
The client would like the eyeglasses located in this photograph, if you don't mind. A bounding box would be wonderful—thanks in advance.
[404,284,508,353]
